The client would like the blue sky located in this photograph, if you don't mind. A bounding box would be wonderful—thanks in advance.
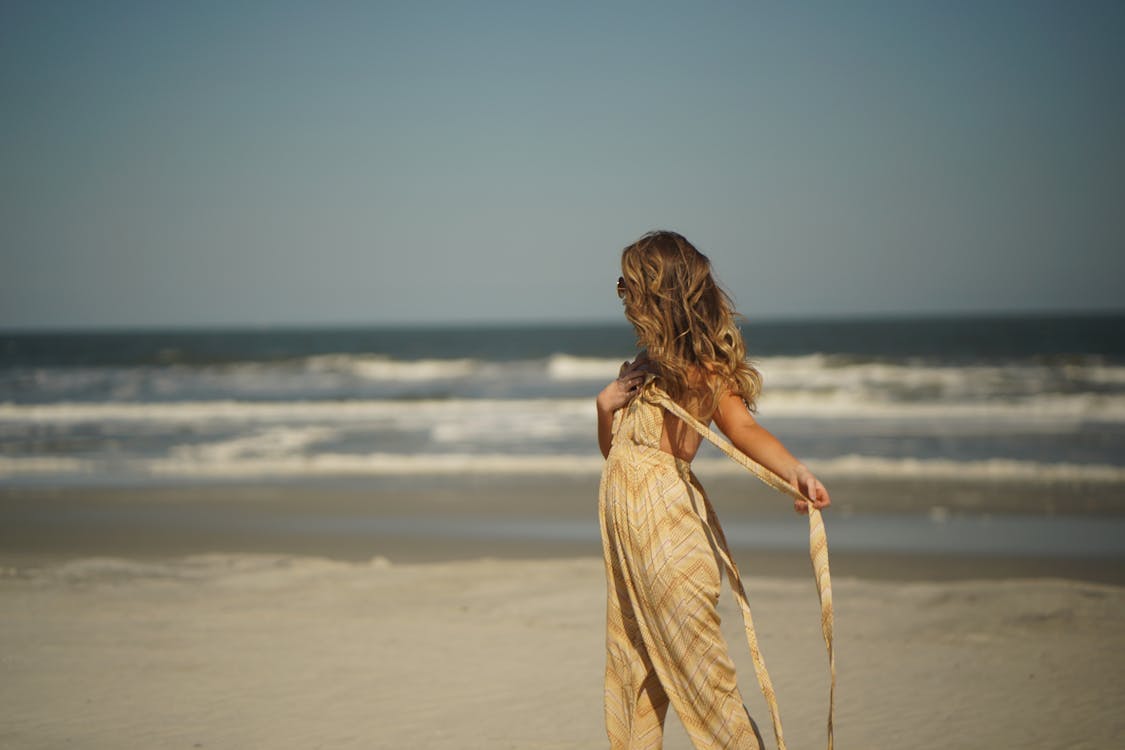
[2,1,1123,328]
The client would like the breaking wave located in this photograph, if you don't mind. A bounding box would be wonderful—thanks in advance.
[1,452,1122,483]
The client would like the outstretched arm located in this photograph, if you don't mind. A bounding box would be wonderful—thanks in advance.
[712,391,831,514]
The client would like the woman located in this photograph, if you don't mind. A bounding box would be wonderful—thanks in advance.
[596,231,831,750]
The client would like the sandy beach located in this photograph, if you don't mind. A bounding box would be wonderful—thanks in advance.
[2,553,1123,749]
[2,478,1124,749]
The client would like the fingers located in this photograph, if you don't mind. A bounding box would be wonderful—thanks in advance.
[610,371,644,409]
[615,359,649,396]
[618,380,641,396]
[617,372,644,389]
[815,484,831,509]
[808,477,830,509]
[804,479,831,511]
[791,469,830,514]
[599,361,648,412]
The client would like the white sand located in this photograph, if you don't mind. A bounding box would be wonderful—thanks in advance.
[2,555,1123,749]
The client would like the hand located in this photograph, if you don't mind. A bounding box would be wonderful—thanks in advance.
[596,358,649,414]
[788,464,831,515]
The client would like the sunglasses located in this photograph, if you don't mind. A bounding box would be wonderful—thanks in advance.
[617,276,626,299]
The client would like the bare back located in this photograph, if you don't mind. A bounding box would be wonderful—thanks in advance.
[638,353,720,462]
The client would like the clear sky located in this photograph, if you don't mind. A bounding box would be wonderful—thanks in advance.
[2,1,1123,329]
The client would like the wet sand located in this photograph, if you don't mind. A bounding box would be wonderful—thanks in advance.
[3,477,1124,583]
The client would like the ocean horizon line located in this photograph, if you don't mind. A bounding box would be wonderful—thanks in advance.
[3,306,1124,336]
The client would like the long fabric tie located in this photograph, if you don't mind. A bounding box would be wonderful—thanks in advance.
[645,387,836,750]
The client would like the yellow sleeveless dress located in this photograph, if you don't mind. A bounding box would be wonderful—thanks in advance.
[598,380,835,750]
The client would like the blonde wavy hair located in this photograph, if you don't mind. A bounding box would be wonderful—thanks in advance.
[620,231,762,411]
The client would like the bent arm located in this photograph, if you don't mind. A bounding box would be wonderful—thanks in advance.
[595,356,650,459]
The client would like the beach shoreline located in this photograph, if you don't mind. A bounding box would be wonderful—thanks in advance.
[3,477,1124,584]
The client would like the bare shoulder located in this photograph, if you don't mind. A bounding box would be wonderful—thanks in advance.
[713,387,756,427]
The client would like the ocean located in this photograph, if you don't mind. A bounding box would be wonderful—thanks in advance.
[2,312,1123,487]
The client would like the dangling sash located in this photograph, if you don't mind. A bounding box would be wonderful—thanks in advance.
[646,386,836,750]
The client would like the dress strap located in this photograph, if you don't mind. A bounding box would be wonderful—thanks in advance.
[644,384,836,750]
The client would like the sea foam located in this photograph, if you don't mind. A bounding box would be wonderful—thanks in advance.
[2,452,1123,483]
